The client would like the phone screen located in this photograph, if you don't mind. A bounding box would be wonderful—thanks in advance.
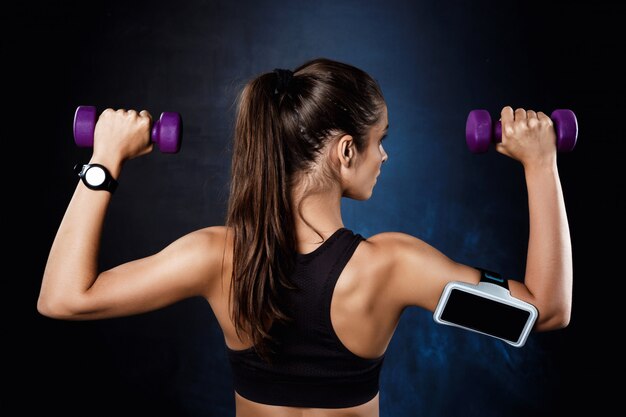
[441,289,531,343]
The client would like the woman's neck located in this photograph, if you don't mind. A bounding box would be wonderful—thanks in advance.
[291,186,344,252]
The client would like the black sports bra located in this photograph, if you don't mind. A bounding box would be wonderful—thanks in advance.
[226,227,385,408]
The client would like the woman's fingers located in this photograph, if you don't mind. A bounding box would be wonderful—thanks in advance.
[537,111,553,127]
[139,109,153,123]
[500,106,514,124]
[526,109,538,127]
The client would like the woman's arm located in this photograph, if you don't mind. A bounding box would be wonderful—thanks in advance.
[38,109,224,320]
[382,106,572,331]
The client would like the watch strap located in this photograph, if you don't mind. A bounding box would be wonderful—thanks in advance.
[102,169,118,193]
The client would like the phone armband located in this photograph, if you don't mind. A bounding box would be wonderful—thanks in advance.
[433,268,538,347]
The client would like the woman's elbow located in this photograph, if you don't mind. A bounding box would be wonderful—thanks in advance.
[535,304,571,331]
[37,294,83,320]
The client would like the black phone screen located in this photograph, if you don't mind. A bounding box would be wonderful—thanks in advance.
[440,289,531,343]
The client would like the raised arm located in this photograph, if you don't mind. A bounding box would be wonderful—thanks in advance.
[38,109,224,320]
[382,106,572,331]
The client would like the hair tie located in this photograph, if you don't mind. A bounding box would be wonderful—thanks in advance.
[273,68,294,95]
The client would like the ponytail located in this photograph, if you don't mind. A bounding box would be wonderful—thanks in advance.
[226,72,296,359]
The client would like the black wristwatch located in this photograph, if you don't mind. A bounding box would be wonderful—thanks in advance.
[74,163,118,193]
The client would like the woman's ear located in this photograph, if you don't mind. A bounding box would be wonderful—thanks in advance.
[337,134,355,168]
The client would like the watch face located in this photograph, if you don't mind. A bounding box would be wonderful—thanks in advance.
[85,166,106,186]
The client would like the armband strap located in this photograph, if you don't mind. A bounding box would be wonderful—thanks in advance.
[476,267,508,291]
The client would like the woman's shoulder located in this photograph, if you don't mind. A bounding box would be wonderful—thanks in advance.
[359,231,438,276]
[176,226,233,287]
[180,225,232,246]
[171,226,233,265]
[364,230,431,254]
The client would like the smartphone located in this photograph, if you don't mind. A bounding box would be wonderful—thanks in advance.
[433,280,538,347]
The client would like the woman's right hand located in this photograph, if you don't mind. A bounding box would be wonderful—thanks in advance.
[92,108,154,165]
[495,106,557,170]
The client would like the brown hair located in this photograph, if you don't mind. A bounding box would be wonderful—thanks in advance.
[225,57,385,358]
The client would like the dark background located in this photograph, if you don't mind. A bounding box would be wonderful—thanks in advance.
[5,0,623,415]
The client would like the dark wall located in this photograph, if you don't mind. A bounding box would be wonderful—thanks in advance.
[8,0,622,415]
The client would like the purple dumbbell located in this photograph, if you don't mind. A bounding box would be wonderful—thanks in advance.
[465,109,578,153]
[73,106,182,153]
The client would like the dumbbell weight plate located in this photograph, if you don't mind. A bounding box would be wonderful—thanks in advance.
[73,106,97,147]
[551,109,578,152]
[465,110,492,153]
[153,112,182,154]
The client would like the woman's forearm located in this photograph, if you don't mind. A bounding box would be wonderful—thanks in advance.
[38,156,123,316]
[523,163,573,328]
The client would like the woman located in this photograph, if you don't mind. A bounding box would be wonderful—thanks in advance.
[39,57,572,417]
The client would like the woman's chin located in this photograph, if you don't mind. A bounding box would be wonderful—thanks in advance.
[346,192,371,201]
[361,188,375,201]
[344,184,376,201]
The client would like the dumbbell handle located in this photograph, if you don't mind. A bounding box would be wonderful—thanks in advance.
[73,106,182,153]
